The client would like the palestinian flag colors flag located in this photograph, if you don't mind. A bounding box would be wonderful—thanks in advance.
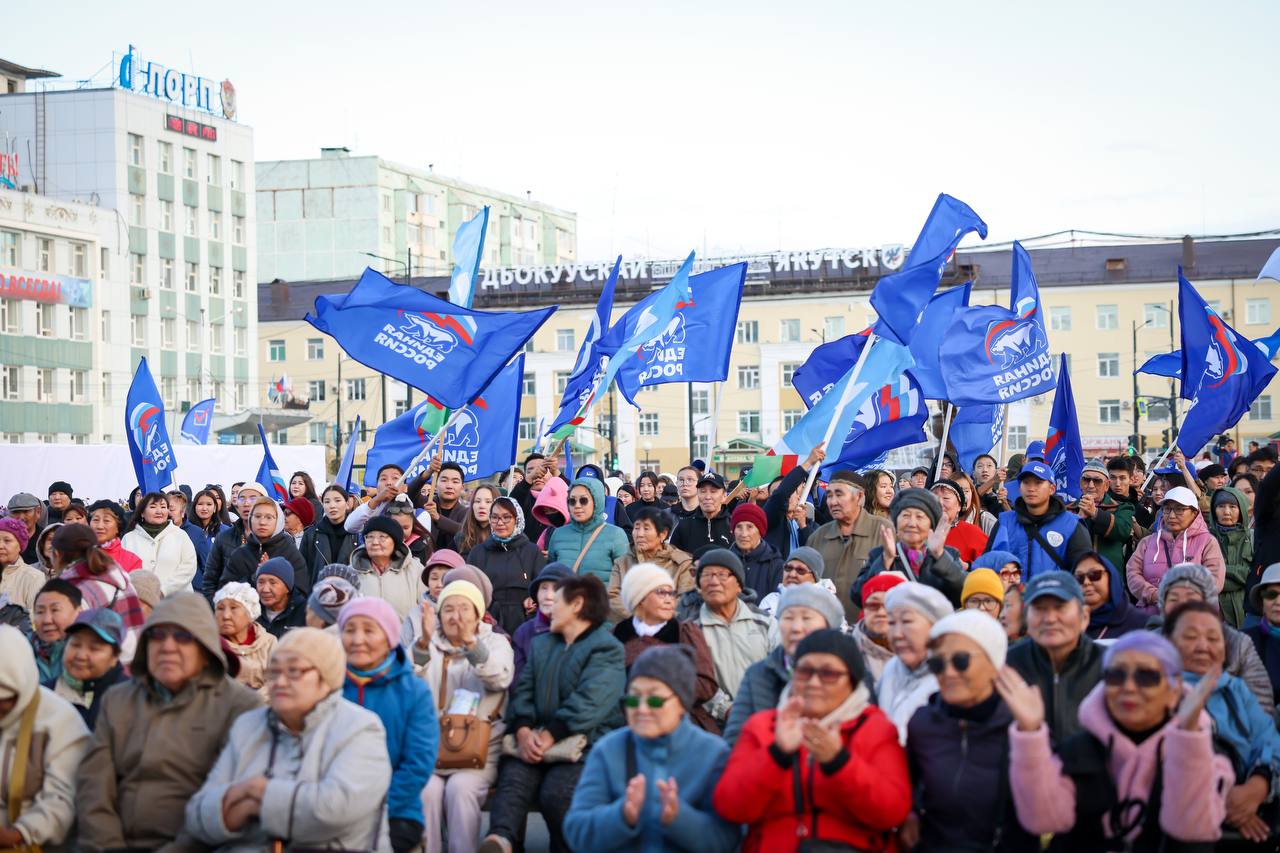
[743,453,798,488]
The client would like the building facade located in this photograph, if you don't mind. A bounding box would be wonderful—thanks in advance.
[0,47,257,444]
[255,148,577,284]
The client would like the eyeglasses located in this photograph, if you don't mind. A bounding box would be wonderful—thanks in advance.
[623,694,675,709]
[1102,665,1164,689]
[792,663,849,684]
[926,652,972,675]
[490,514,515,524]
[1262,588,1280,602]
[266,664,317,683]
[964,596,1000,612]
[1074,569,1105,585]
[568,496,592,507]
[999,568,1022,580]
[783,564,813,577]
[147,626,195,645]
[647,588,677,600]
[1163,505,1197,515]
[1081,477,1108,487]
[700,569,735,584]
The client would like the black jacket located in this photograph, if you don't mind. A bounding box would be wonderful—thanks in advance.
[255,591,307,639]
[733,540,783,597]
[221,532,309,596]
[1005,633,1103,745]
[761,464,812,560]
[1248,462,1280,611]
[466,535,545,635]
[203,521,248,600]
[300,516,357,577]
[854,544,967,609]
[670,506,733,556]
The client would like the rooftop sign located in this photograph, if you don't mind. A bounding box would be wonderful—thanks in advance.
[117,45,237,121]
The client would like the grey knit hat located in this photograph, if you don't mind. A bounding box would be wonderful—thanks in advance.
[629,645,697,713]
[889,488,942,528]
[1158,562,1220,609]
[777,582,844,630]
[785,546,825,580]
[307,577,358,627]
[696,548,745,588]
[316,563,361,588]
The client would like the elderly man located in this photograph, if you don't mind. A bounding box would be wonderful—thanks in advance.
[1067,460,1134,570]
[670,473,734,554]
[808,470,891,625]
[986,460,1091,583]
[6,492,45,566]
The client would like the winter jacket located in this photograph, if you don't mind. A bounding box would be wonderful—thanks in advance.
[202,520,248,600]
[696,599,775,702]
[1186,669,1280,788]
[1066,490,1135,572]
[0,626,90,849]
[511,609,549,686]
[723,646,790,746]
[713,685,911,853]
[185,691,392,853]
[223,531,310,596]
[1125,512,1226,610]
[856,543,967,609]
[76,593,261,852]
[670,505,734,555]
[342,646,439,825]
[467,534,544,634]
[733,539,784,598]
[181,519,214,590]
[0,558,44,612]
[506,622,626,746]
[564,718,739,853]
[350,543,427,620]
[986,496,1091,582]
[1209,486,1253,628]
[224,624,277,692]
[1245,620,1280,712]
[608,544,695,623]
[1005,633,1103,745]
[546,477,630,583]
[906,693,1037,853]
[58,558,146,665]
[1008,683,1232,850]
[413,621,514,781]
[613,617,720,733]
[809,510,893,625]
[761,463,813,559]
[301,514,358,577]
[1251,462,1280,608]
[257,591,308,639]
[1227,623,1276,716]
[122,521,198,595]
[100,537,143,574]
[1084,553,1149,640]
[508,477,554,547]
[877,655,939,745]
[50,662,127,730]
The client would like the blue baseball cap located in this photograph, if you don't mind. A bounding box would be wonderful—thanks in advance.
[1023,571,1084,605]
[1016,460,1056,483]
[1024,440,1046,461]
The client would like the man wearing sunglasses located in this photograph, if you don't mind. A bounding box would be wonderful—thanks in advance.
[1067,460,1134,571]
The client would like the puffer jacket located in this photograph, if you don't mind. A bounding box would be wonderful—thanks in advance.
[0,558,44,612]
[0,625,90,849]
[185,691,392,852]
[223,530,309,597]
[1185,669,1280,786]
[467,532,544,635]
[76,593,261,852]
[350,543,427,620]
[301,514,358,577]
[507,622,626,746]
[607,545,695,624]
[121,521,197,595]
[1209,486,1253,628]
[1126,512,1226,610]
[722,646,789,746]
[99,538,142,574]
[670,505,733,555]
[876,655,939,745]
[202,520,248,600]
[546,477,630,583]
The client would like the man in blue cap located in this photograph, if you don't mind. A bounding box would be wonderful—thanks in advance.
[984,460,1091,583]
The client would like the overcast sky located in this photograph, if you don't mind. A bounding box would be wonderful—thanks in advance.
[8,1,1279,262]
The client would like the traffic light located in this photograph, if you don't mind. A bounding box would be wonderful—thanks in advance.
[1161,428,1172,449]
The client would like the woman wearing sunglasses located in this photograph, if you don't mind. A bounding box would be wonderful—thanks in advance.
[563,645,739,853]
[1245,563,1280,714]
[998,630,1233,849]
[546,477,630,585]
[1073,551,1146,641]
[714,629,911,852]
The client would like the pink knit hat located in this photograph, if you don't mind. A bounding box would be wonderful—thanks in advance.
[0,517,30,551]
[337,597,401,648]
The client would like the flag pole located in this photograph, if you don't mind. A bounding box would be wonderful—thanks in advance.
[707,381,723,473]
[1141,404,1188,490]
[933,402,954,482]
[800,333,878,502]
[998,404,1010,465]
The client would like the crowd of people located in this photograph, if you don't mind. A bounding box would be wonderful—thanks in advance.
[2,435,1280,851]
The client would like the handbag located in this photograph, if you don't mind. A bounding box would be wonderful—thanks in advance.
[434,658,498,771]
[501,732,588,764]
[1,692,43,853]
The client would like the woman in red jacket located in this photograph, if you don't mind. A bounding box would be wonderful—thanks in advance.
[713,628,911,852]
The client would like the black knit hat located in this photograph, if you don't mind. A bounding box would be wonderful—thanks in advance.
[48,481,73,498]
[363,514,405,550]
[889,487,942,528]
[929,479,966,513]
[794,628,866,688]
[85,499,127,531]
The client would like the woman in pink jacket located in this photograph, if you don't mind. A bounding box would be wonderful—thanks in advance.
[1126,486,1225,612]
[996,630,1233,851]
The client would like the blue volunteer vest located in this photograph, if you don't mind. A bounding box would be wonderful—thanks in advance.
[989,508,1081,581]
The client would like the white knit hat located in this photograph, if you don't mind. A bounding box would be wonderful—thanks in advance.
[620,562,675,615]
[929,609,1008,669]
[214,581,262,622]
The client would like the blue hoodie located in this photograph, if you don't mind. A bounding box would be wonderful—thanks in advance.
[547,476,630,583]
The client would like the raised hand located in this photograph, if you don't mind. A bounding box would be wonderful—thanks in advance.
[622,774,646,827]
[656,777,680,825]
[926,514,951,557]
[995,666,1045,732]
[418,598,436,646]
[804,442,827,471]
[879,524,898,568]
[774,696,805,754]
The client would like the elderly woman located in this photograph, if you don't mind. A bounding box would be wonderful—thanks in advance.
[756,546,834,616]
[854,488,966,608]
[86,499,143,574]
[608,506,694,624]
[77,593,261,851]
[0,515,43,612]
[903,610,1034,852]
[1165,601,1280,845]
[52,608,128,728]
[1074,550,1147,640]
[223,498,309,596]
[481,575,625,853]
[612,563,720,733]
[215,581,277,693]
[714,629,911,851]
[999,630,1234,849]
[351,515,427,620]
[414,579,515,853]
[546,476,630,584]
[1127,485,1226,612]
[876,581,954,743]
[852,572,905,681]
[1208,486,1253,628]
[185,628,393,852]
[1245,563,1280,714]
[121,491,198,595]
[52,523,146,664]
[563,646,739,853]
[466,497,545,635]
[931,478,989,565]
[339,597,438,853]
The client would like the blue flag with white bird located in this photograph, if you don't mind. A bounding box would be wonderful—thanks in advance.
[1045,355,1086,500]
[125,357,178,493]
[334,416,361,494]
[547,258,621,438]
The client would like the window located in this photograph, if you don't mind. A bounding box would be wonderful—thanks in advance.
[736,320,759,344]
[38,434,56,444]
[306,338,324,360]
[269,340,286,362]
[209,324,224,354]
[393,399,410,417]
[691,434,710,460]
[209,266,222,295]
[186,379,201,404]
[783,409,803,430]
[160,199,173,231]
[0,231,17,266]
[130,195,145,227]
[230,160,244,190]
[382,194,392,213]
[781,362,801,386]
[206,154,221,184]
[102,373,111,405]
[100,247,108,279]
[68,307,87,341]
[555,329,575,352]
[183,147,197,179]
[131,253,145,285]
[1007,425,1028,451]
[233,270,246,299]
[738,410,761,434]
[555,371,570,394]
[308,422,328,444]
[1144,303,1169,328]
[522,374,536,396]
[691,389,709,415]
[209,211,221,240]
[185,205,198,237]
[161,317,175,348]
[235,383,247,410]
[1250,395,1273,420]
[186,320,199,347]
[36,368,54,402]
[308,380,326,402]
[36,303,55,337]
[1,366,17,400]
[160,258,174,290]
[1098,399,1122,424]
[131,314,147,346]
[1049,305,1072,331]
[1097,352,1119,378]
[185,261,198,292]
[0,299,18,334]
[128,133,144,167]
[779,319,801,342]
[381,226,391,243]
[1096,304,1118,330]
[234,326,247,356]
[737,365,760,390]
[158,141,172,174]
[518,417,537,441]
[37,238,52,272]
[346,420,369,442]
[824,316,846,340]
[71,242,87,277]
[70,370,86,403]
[97,307,112,340]
[639,412,659,436]
[346,379,366,401]
[2,434,20,444]
[160,377,176,409]
[1247,298,1271,326]
[232,215,244,244]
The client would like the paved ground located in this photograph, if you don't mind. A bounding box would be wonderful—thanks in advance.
[477,813,551,852]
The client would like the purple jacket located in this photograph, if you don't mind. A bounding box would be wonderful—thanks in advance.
[511,609,550,686]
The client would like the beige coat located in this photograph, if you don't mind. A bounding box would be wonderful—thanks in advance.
[225,626,277,698]
[0,559,45,613]
[607,545,695,624]
[350,544,426,619]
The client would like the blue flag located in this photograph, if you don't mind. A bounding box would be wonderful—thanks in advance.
[334,416,361,494]
[791,330,872,407]
[179,398,215,445]
[306,267,553,409]
[1136,326,1280,380]
[1046,355,1085,500]
[951,404,1005,474]
[1258,247,1280,284]
[613,262,748,403]
[448,206,489,309]
[255,424,289,500]
[870,194,988,346]
[819,373,929,478]
[363,356,525,486]
[562,441,575,481]
[547,258,621,437]
[910,284,971,400]
[1176,270,1278,454]
[939,243,1054,406]
[125,357,178,493]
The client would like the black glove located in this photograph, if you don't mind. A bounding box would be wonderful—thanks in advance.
[388,818,423,853]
